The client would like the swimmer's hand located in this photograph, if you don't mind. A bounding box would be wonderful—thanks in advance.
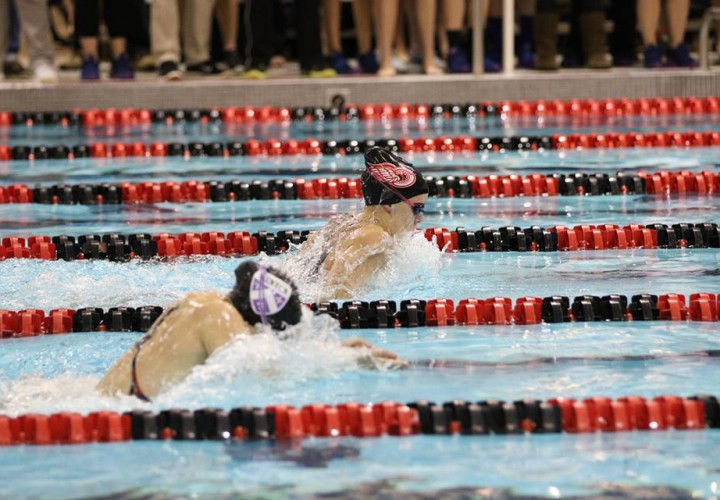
[342,338,408,370]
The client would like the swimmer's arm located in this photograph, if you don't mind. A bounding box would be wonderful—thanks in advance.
[342,337,408,370]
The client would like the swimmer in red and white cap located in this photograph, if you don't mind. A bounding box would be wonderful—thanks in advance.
[294,147,429,299]
[98,261,403,401]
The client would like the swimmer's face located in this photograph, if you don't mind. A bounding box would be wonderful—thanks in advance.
[394,193,428,226]
[408,194,428,222]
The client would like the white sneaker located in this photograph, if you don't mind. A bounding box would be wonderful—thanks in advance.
[33,60,58,84]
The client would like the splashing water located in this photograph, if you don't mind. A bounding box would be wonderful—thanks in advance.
[279,218,444,303]
[0,310,385,415]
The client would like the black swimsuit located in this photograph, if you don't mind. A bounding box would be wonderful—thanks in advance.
[128,337,151,401]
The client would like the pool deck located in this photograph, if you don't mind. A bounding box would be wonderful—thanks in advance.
[0,67,719,112]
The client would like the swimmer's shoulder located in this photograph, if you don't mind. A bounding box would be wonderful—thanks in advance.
[347,223,390,247]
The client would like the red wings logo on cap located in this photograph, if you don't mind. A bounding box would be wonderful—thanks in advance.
[367,163,417,188]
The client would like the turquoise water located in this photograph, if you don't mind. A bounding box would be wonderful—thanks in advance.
[0,120,719,497]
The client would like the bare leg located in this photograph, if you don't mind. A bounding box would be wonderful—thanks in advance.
[352,0,373,54]
[324,0,342,53]
[374,0,398,76]
[394,0,409,61]
[416,0,440,74]
[665,0,689,47]
[110,38,127,58]
[80,37,99,58]
[636,0,660,46]
[444,0,465,31]
[215,0,239,52]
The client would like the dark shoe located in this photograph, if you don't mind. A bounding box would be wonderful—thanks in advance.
[81,56,100,80]
[447,46,471,73]
[613,54,637,67]
[158,60,182,80]
[328,52,353,74]
[3,58,24,76]
[561,53,582,68]
[219,51,243,73]
[110,53,135,79]
[357,51,379,73]
[186,60,222,75]
[518,44,534,69]
[667,43,698,68]
[484,55,501,73]
[643,45,662,68]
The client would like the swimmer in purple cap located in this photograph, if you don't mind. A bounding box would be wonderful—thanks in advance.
[98,261,403,401]
[294,147,429,299]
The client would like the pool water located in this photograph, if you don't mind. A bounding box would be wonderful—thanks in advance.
[0,116,719,498]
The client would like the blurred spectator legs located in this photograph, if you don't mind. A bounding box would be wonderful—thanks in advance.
[535,0,610,70]
[443,0,472,73]
[215,0,242,73]
[151,0,216,80]
[323,0,353,74]
[375,0,399,76]
[242,0,275,77]
[637,0,696,68]
[352,0,379,73]
[416,0,441,74]
[609,0,637,67]
[487,0,536,70]
[534,0,559,70]
[0,0,58,82]
[296,0,335,76]
[75,0,135,80]
[4,1,24,76]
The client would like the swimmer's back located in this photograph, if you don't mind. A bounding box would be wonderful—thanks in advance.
[98,291,249,398]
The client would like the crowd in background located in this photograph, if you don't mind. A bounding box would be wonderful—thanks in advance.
[1,0,719,83]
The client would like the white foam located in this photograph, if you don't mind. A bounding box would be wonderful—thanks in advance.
[280,228,444,302]
[0,311,382,415]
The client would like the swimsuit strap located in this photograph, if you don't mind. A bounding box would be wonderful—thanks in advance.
[129,336,151,401]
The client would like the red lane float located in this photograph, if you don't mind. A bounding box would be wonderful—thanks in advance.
[1,395,718,446]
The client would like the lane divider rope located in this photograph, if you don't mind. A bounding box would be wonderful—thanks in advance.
[0,170,717,205]
[4,129,720,162]
[0,222,715,262]
[1,395,718,446]
[1,292,718,338]
[2,96,720,128]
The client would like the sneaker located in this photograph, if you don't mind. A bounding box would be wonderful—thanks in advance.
[518,44,534,69]
[643,45,663,68]
[158,60,182,81]
[667,42,698,68]
[301,66,337,78]
[613,54,637,67]
[3,56,24,75]
[447,46,471,73]
[328,52,353,74]
[33,60,58,83]
[80,56,100,80]
[218,51,243,73]
[243,67,267,79]
[357,51,379,73]
[186,60,222,75]
[561,53,582,68]
[110,52,135,79]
